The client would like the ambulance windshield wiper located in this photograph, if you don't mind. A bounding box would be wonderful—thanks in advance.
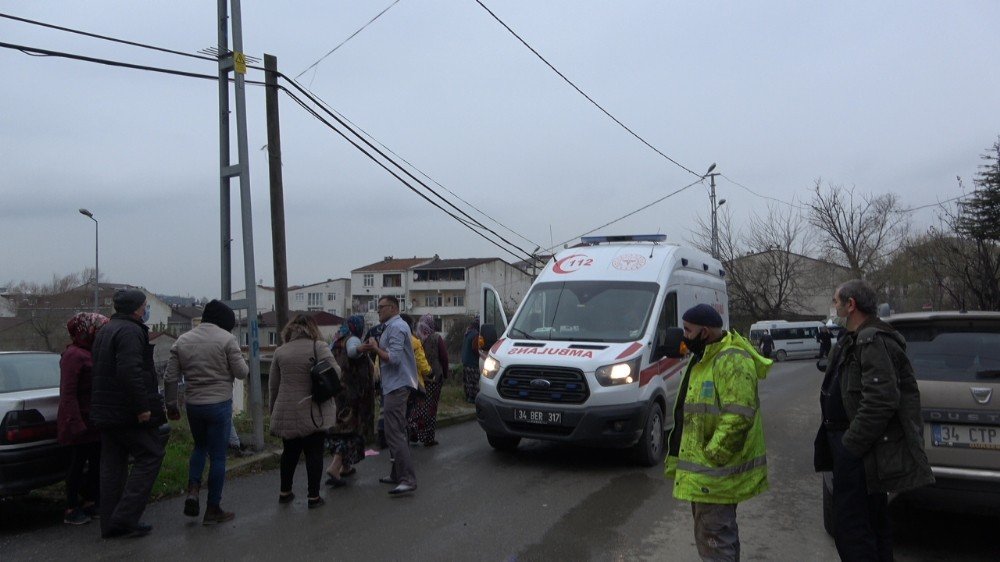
[509,327,535,340]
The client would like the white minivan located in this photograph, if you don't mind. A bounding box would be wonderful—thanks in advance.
[476,234,727,466]
[749,319,825,361]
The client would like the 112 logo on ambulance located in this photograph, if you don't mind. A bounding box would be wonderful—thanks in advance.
[552,254,593,274]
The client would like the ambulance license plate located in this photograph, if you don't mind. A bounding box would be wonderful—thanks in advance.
[513,408,562,425]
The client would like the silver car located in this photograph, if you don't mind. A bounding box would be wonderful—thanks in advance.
[0,351,70,496]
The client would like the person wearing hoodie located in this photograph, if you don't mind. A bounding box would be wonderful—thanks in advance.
[664,304,771,562]
[815,280,933,561]
[164,299,248,525]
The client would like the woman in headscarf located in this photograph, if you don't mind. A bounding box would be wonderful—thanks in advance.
[406,314,449,446]
[269,315,339,508]
[323,316,374,487]
[58,312,109,525]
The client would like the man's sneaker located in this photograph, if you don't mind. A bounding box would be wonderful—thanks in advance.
[64,509,91,525]
[202,505,235,525]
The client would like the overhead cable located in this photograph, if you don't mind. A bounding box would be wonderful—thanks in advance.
[294,0,402,81]
[474,0,701,178]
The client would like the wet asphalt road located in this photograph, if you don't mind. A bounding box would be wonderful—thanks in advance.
[3,361,999,561]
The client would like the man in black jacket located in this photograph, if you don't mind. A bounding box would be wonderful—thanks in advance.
[91,289,166,539]
[815,280,934,561]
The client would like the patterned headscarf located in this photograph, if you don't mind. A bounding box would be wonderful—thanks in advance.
[331,324,350,347]
[66,312,109,350]
[417,314,436,341]
[347,315,365,339]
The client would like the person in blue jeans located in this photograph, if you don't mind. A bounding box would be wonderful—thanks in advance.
[164,300,248,525]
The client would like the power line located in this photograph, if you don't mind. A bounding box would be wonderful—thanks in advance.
[549,178,706,251]
[294,0,402,81]
[278,84,536,263]
[905,194,967,213]
[474,0,701,179]
[0,12,216,62]
[720,174,807,211]
[284,77,545,251]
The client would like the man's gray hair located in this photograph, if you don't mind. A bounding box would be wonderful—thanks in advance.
[837,279,877,315]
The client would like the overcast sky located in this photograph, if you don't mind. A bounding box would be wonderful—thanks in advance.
[2,1,997,298]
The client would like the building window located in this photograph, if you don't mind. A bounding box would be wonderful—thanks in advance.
[308,292,322,307]
[295,293,304,302]
[454,295,464,307]
[363,274,374,287]
[269,332,276,345]
[383,274,401,288]
[327,292,336,301]
[425,295,442,307]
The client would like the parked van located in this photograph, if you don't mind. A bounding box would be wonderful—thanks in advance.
[476,234,727,466]
[748,319,825,361]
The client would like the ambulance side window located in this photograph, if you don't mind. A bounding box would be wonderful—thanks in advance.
[651,291,678,362]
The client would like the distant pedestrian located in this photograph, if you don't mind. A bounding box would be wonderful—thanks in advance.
[408,313,448,446]
[90,289,166,539]
[164,299,248,525]
[816,326,833,358]
[816,280,934,561]
[360,296,418,496]
[461,319,480,403]
[58,312,109,525]
[759,330,774,359]
[665,304,771,561]
[269,314,339,509]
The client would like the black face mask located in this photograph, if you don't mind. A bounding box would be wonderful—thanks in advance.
[683,330,708,356]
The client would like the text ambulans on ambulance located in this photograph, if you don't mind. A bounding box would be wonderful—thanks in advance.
[476,235,728,466]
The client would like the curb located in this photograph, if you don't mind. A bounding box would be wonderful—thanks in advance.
[224,408,477,476]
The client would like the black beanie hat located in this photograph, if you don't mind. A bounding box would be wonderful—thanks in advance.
[113,288,146,314]
[201,299,236,332]
[681,303,723,328]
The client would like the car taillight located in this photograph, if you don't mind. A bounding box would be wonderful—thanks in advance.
[0,409,57,444]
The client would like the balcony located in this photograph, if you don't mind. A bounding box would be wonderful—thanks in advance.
[410,280,466,291]
[408,305,468,316]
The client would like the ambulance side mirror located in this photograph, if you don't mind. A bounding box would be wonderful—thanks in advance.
[657,327,687,359]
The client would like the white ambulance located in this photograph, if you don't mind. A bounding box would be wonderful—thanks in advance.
[476,234,728,465]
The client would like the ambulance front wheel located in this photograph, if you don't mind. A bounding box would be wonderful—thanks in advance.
[634,401,666,467]
[487,434,521,452]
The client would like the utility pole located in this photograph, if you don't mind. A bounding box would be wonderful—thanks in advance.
[705,163,723,259]
[217,0,264,451]
[264,54,289,342]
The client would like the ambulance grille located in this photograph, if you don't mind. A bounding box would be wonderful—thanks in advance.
[497,366,589,404]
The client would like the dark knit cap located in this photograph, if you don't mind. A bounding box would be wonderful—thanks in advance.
[682,303,723,328]
[113,288,146,314]
[201,299,236,332]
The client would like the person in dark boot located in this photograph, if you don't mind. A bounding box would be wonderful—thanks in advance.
[164,299,248,525]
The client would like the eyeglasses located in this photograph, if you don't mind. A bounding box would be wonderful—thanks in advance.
[377,304,393,311]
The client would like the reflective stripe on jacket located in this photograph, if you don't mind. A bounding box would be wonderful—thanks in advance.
[665,330,772,504]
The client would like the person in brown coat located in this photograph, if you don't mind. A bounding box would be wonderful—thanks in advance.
[269,315,339,508]
[58,312,109,525]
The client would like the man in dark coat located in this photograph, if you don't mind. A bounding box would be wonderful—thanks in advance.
[815,279,934,561]
[759,330,774,359]
[816,326,833,358]
[90,289,166,539]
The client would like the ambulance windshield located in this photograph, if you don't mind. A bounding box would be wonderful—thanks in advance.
[509,281,658,342]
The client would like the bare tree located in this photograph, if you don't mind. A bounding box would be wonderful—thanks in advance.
[806,181,909,288]
[691,204,817,320]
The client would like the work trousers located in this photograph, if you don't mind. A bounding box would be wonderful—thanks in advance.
[691,502,740,561]
[827,430,892,561]
[99,426,165,535]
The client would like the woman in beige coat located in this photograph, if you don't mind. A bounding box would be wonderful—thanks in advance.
[269,315,339,508]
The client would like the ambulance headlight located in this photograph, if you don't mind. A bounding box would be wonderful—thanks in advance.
[595,358,641,387]
[482,355,501,379]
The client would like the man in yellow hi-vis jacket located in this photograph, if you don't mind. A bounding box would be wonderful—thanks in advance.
[665,304,772,561]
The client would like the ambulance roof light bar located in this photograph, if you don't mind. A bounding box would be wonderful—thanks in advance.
[580,234,668,245]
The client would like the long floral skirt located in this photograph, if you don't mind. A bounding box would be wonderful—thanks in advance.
[407,377,443,444]
[463,365,479,403]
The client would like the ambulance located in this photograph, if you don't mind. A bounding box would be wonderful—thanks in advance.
[476,234,728,465]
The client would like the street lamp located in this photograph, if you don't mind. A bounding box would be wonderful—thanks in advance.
[78,208,99,312]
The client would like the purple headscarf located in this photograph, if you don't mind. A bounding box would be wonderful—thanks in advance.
[417,314,436,341]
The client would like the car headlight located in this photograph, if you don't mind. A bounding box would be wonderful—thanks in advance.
[482,355,501,379]
[595,358,641,386]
